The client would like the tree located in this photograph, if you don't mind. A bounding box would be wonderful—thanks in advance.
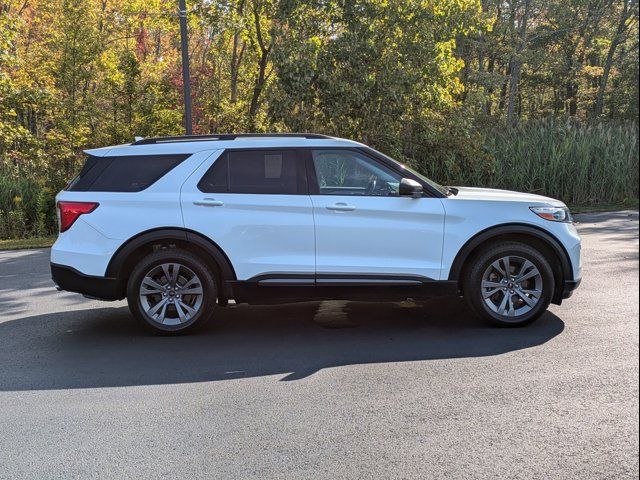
[506,0,532,125]
[593,0,638,116]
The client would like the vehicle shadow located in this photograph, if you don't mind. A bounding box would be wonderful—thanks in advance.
[0,297,564,391]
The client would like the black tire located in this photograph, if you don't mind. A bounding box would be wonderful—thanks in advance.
[463,242,555,327]
[126,248,217,335]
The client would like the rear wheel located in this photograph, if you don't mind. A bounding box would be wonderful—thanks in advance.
[127,249,217,334]
[463,242,555,327]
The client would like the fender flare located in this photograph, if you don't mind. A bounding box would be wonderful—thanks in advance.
[106,228,237,295]
[447,223,574,282]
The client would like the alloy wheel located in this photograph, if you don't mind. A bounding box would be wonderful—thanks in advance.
[138,262,204,326]
[481,255,543,319]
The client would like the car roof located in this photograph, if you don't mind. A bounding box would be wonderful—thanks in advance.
[84,134,366,157]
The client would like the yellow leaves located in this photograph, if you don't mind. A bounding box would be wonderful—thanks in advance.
[583,65,604,78]
[101,50,119,73]
[101,50,125,88]
[309,36,322,49]
[435,39,464,77]
[450,76,464,95]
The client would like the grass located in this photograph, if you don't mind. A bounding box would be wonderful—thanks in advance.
[570,199,639,214]
[0,236,57,250]
[482,120,639,206]
[408,119,638,207]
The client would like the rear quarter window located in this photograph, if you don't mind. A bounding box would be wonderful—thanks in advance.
[67,154,189,192]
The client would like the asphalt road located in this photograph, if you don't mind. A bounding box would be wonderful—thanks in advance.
[0,212,638,480]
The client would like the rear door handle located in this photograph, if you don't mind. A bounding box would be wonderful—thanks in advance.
[193,198,224,207]
[326,202,356,212]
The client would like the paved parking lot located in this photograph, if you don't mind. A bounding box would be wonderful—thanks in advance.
[0,211,638,479]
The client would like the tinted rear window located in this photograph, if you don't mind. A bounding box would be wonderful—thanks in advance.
[68,154,189,192]
[198,150,303,194]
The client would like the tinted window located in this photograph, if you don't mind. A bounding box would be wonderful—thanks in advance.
[68,154,188,192]
[312,149,401,196]
[198,150,301,194]
[197,154,228,193]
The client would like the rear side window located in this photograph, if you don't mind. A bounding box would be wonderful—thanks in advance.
[198,150,304,194]
[67,154,189,192]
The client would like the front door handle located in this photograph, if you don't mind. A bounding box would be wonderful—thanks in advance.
[193,198,224,207]
[326,202,356,212]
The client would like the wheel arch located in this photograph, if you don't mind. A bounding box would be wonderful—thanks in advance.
[448,223,573,304]
[106,227,237,299]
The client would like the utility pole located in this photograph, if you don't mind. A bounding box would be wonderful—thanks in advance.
[178,0,193,135]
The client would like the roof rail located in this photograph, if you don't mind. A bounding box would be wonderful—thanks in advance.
[131,133,332,145]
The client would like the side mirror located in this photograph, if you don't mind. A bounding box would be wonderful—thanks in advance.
[399,178,423,198]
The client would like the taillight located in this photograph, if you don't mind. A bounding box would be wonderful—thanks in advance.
[57,201,99,232]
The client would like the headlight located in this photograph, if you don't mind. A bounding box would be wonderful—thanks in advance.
[530,206,573,223]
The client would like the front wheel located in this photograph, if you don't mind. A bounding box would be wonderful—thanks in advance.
[126,249,217,334]
[463,242,555,327]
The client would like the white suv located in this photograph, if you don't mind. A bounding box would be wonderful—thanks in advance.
[51,133,582,334]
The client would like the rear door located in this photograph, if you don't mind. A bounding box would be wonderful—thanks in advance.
[180,148,315,281]
[307,148,446,281]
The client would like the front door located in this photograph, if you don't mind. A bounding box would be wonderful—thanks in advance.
[307,148,446,281]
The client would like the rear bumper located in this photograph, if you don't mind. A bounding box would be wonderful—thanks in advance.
[51,263,123,300]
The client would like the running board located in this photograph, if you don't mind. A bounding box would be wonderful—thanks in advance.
[227,274,459,305]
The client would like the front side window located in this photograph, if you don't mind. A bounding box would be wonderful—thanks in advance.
[311,149,401,196]
[198,150,301,194]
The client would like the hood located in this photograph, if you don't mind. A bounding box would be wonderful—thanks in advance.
[451,186,565,206]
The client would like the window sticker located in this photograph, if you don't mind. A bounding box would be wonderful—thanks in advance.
[264,154,283,178]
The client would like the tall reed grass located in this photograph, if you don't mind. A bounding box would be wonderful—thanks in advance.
[403,119,638,206]
[0,176,57,239]
[483,119,639,205]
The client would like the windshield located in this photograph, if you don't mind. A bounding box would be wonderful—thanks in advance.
[366,147,450,196]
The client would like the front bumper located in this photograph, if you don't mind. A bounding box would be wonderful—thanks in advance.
[552,277,582,304]
[51,263,123,300]
[561,278,582,300]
